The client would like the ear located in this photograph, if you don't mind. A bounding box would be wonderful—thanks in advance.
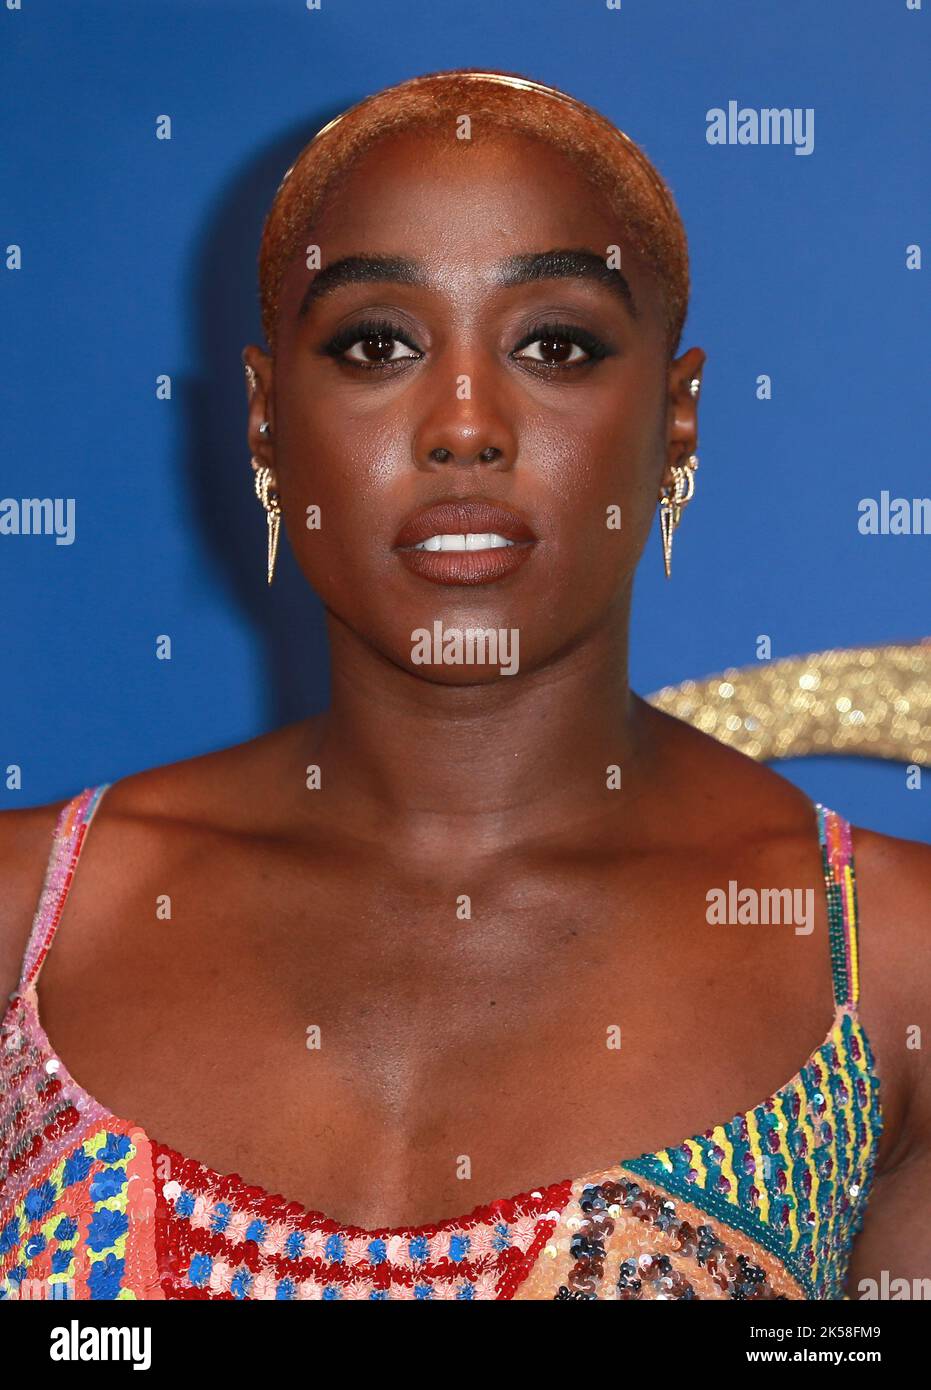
[663,345,705,488]
[241,345,275,467]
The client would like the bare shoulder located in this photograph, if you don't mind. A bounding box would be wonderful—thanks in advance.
[0,797,72,1006]
[853,822,931,934]
[849,823,931,1166]
[89,718,317,837]
[841,823,931,1281]
[852,823,931,1007]
[0,719,317,1009]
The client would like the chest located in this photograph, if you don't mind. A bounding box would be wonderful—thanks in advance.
[35,835,834,1229]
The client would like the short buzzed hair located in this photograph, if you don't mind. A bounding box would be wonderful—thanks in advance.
[257,68,690,359]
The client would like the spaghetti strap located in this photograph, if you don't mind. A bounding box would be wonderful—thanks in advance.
[815,804,860,1010]
[18,783,111,994]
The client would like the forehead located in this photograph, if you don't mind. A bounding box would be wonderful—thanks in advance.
[315,126,617,241]
[278,125,663,323]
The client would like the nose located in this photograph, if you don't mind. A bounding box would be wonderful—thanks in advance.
[412,365,518,473]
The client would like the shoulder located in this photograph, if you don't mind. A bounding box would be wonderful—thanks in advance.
[851,824,931,1022]
[847,823,931,1168]
[641,703,929,1144]
[849,823,931,1012]
[0,796,74,1005]
[0,721,314,1007]
[92,721,318,846]
[842,825,931,1280]
[851,821,931,901]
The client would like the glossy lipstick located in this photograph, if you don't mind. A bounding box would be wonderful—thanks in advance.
[393,499,537,586]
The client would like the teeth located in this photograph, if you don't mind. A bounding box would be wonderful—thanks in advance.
[414,532,515,552]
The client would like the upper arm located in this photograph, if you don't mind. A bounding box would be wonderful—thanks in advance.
[845,1143,931,1296]
[845,827,931,1295]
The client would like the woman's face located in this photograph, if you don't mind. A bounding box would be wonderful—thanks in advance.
[245,126,703,682]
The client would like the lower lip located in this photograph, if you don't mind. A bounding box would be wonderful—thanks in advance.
[394,543,535,586]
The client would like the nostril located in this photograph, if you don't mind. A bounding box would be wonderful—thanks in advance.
[427,446,504,466]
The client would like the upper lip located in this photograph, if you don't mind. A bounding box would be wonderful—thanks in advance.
[393,498,537,549]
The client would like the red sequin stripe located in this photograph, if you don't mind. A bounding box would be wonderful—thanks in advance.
[496,1207,568,1299]
[150,1139,572,1298]
[155,1217,563,1300]
[4,1106,84,1187]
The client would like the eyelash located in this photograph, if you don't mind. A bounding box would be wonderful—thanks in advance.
[320,316,611,371]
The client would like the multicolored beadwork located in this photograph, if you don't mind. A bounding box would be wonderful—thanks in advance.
[819,803,859,1007]
[620,1006,880,1299]
[556,1176,787,1300]
[0,787,883,1300]
[147,1141,571,1300]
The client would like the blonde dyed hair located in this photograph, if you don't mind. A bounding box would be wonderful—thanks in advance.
[257,68,690,357]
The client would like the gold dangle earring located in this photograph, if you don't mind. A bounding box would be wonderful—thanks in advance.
[251,420,281,585]
[243,365,281,583]
[658,452,699,579]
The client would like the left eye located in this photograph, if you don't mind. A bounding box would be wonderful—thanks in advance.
[513,335,591,366]
[511,322,608,367]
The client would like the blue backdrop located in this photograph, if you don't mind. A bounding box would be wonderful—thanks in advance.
[2,0,928,841]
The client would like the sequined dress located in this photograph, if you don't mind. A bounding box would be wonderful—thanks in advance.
[0,786,882,1300]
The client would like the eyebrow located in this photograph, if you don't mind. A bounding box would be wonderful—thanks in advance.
[496,249,638,317]
[295,248,638,319]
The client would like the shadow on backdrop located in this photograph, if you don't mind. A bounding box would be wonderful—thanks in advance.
[180,110,346,731]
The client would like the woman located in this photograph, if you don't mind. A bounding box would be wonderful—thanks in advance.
[1,69,928,1302]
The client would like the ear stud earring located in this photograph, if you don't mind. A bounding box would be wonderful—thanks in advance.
[688,377,701,397]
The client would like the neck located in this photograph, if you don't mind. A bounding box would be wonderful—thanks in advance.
[302,609,655,855]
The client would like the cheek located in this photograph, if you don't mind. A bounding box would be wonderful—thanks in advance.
[278,468,379,604]
[274,400,397,584]
[527,384,665,575]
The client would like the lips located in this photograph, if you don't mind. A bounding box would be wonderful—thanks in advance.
[393,499,537,586]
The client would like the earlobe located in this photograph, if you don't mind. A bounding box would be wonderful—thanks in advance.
[666,360,702,460]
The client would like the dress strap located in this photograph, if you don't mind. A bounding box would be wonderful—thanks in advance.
[18,784,111,993]
[815,804,860,1010]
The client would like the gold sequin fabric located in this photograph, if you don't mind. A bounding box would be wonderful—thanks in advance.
[647,642,930,765]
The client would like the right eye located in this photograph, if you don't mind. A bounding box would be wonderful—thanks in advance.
[322,318,424,370]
